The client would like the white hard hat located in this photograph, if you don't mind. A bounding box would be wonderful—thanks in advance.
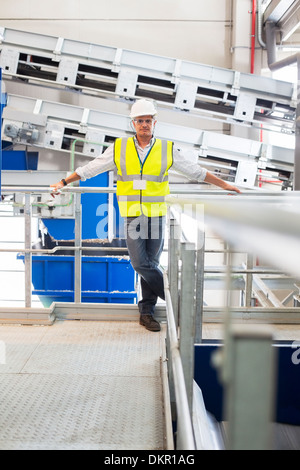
[130,99,157,119]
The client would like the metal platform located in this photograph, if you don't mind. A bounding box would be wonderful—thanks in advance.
[0,319,171,450]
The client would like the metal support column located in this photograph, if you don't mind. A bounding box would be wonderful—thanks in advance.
[294,295,300,307]
[294,285,300,307]
[74,192,82,303]
[179,242,196,414]
[224,325,276,450]
[195,229,205,343]
[168,216,181,327]
[24,193,32,308]
[163,270,196,451]
[244,253,254,307]
[167,215,181,420]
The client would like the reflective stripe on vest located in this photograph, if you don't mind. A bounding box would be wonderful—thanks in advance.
[114,137,173,217]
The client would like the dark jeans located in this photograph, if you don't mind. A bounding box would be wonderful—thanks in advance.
[124,215,165,315]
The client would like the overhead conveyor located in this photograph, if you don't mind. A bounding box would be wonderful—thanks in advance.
[0,26,296,134]
[0,26,297,190]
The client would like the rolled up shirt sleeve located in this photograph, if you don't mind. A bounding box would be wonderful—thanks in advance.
[75,141,207,183]
[172,147,207,182]
[75,144,115,181]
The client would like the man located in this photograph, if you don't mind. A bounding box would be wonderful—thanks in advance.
[51,99,240,332]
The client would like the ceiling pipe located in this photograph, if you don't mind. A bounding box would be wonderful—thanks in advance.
[257,0,267,49]
[257,0,300,70]
[265,19,300,71]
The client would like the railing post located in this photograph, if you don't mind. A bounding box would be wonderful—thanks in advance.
[74,192,82,303]
[224,325,276,450]
[212,250,276,450]
[179,242,196,414]
[166,214,181,421]
[168,216,181,327]
[195,229,205,343]
[244,253,254,307]
[294,285,300,307]
[24,193,32,308]
[163,270,196,451]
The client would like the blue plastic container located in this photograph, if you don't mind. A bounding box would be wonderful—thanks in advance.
[1,144,39,171]
[18,254,137,307]
[194,343,300,426]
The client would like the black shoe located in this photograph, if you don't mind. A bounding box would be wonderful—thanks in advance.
[139,314,161,332]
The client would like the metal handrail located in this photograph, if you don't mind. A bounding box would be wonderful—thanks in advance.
[2,185,300,197]
[163,270,196,450]
[0,246,128,254]
[166,194,300,279]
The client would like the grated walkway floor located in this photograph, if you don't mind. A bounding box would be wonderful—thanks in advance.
[0,320,167,450]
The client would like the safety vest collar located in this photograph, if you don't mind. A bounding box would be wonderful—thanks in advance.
[119,137,169,181]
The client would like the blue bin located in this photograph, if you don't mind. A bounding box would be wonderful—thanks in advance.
[194,343,300,426]
[18,254,137,307]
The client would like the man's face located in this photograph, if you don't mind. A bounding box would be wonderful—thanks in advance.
[132,115,156,139]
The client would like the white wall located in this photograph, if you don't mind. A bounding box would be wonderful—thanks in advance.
[0,0,233,67]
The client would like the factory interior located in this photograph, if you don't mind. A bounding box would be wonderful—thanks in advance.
[0,0,300,451]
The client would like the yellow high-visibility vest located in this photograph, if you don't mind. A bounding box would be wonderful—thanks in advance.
[114,137,173,217]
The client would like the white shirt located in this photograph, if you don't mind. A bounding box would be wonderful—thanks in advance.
[76,137,207,182]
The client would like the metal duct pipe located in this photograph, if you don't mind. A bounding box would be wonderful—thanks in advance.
[264,20,300,191]
[265,19,300,71]
[264,19,300,70]
[265,20,278,69]
[257,0,267,49]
